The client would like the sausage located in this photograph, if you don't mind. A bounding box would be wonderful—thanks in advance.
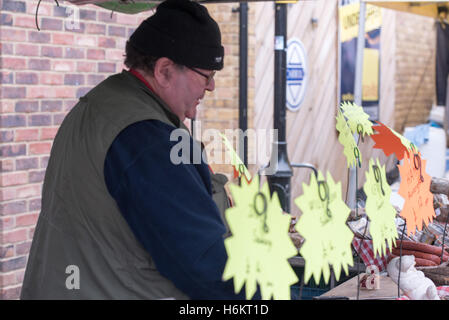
[414,257,438,267]
[391,248,444,265]
[395,240,449,258]
[387,253,437,267]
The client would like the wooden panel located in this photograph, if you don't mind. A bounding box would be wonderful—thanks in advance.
[254,2,398,216]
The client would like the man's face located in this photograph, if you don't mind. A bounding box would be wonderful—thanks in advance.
[169,66,216,121]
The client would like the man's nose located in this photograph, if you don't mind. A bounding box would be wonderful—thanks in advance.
[206,78,215,91]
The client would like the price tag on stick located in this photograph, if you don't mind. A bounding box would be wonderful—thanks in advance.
[363,158,398,257]
[397,151,435,235]
[222,176,298,300]
[294,171,354,285]
[336,110,362,168]
[340,101,374,138]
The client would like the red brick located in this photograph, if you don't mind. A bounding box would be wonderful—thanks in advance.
[3,229,28,244]
[41,17,62,31]
[29,59,51,71]
[1,12,13,25]
[64,74,84,86]
[14,15,35,28]
[0,71,13,84]
[15,241,32,255]
[98,11,116,23]
[41,127,58,140]
[80,9,97,21]
[28,31,51,43]
[28,227,36,239]
[87,48,105,60]
[29,170,46,183]
[16,213,39,228]
[0,144,26,157]
[0,216,15,231]
[41,100,62,112]
[0,286,22,300]
[0,28,26,42]
[0,200,27,215]
[16,158,39,170]
[86,23,106,35]
[76,87,91,98]
[15,101,39,113]
[52,33,74,45]
[0,273,18,287]
[15,44,40,57]
[87,74,105,86]
[14,185,41,200]
[0,57,26,70]
[106,49,124,61]
[0,115,26,127]
[52,60,76,72]
[116,14,138,25]
[0,173,28,187]
[0,256,27,272]
[15,73,38,85]
[0,159,14,172]
[65,47,85,59]
[55,87,76,98]
[108,25,126,37]
[98,37,116,48]
[0,130,14,142]
[41,46,63,58]
[53,113,66,125]
[76,35,96,47]
[1,87,26,99]
[29,199,41,211]
[0,101,15,113]
[15,129,39,142]
[29,142,52,155]
[98,62,116,73]
[0,245,14,259]
[0,42,14,55]
[39,73,63,85]
[27,1,51,15]
[2,1,26,13]
[29,114,52,127]
[77,61,95,72]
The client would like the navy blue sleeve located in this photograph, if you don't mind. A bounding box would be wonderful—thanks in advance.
[104,120,257,300]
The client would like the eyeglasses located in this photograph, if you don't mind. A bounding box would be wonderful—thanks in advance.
[186,67,216,86]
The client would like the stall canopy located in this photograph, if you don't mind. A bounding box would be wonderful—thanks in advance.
[65,0,283,14]
[365,0,449,19]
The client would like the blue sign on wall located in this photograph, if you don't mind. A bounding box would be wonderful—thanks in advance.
[286,38,307,112]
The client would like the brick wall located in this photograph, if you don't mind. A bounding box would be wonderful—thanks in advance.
[0,0,250,299]
[394,11,436,132]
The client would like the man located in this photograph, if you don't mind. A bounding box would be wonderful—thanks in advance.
[21,0,258,299]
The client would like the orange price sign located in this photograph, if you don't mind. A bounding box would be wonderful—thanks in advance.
[371,121,412,160]
[397,151,435,235]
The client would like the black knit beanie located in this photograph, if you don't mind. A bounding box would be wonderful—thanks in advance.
[129,0,224,70]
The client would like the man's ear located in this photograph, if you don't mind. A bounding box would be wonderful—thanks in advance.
[153,57,175,88]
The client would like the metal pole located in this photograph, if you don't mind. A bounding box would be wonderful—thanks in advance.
[266,3,293,213]
[347,0,366,209]
[238,2,248,167]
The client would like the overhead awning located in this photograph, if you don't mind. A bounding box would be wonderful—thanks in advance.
[64,0,298,14]
[365,0,449,19]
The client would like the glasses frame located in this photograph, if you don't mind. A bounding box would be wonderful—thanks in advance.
[186,66,216,86]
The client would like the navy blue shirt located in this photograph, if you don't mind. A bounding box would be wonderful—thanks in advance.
[104,120,257,299]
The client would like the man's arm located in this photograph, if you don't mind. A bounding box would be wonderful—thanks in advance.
[104,120,257,299]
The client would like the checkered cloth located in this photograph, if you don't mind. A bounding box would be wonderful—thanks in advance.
[352,237,390,272]
[397,286,449,300]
